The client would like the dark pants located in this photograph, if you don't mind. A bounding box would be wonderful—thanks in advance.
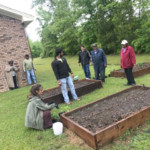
[43,110,52,129]
[94,65,105,82]
[124,68,136,85]
[13,76,18,88]
[82,64,91,78]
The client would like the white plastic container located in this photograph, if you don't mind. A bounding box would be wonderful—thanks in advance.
[52,122,63,135]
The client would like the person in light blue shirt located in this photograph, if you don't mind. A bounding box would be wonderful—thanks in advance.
[91,43,107,83]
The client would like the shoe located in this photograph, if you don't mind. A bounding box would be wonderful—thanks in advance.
[124,84,131,86]
[131,83,136,86]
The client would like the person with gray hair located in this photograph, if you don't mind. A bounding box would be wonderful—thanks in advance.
[120,40,136,86]
[91,43,107,83]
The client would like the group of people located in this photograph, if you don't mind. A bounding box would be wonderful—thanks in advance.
[5,54,37,90]
[25,40,136,130]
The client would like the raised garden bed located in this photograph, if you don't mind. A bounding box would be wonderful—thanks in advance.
[110,63,150,78]
[41,79,102,104]
[61,86,150,149]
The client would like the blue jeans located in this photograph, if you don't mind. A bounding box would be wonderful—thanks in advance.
[82,64,91,78]
[94,65,105,82]
[59,76,78,103]
[26,69,37,85]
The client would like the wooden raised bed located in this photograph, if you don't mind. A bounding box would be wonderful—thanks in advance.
[41,79,102,104]
[61,86,150,149]
[110,63,150,78]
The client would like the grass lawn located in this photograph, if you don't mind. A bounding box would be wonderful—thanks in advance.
[0,55,150,150]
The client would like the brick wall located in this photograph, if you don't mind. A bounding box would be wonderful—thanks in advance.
[0,14,31,92]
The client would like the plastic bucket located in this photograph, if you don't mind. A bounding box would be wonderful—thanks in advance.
[52,122,63,135]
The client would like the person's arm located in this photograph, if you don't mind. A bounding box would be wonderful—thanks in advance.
[87,50,92,62]
[51,61,60,80]
[64,58,74,78]
[130,47,136,66]
[91,51,94,65]
[102,49,107,66]
[36,99,55,111]
[64,58,73,74]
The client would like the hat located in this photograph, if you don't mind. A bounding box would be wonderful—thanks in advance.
[93,43,97,47]
[121,40,128,45]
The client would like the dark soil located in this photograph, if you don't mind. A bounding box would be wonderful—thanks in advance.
[41,80,95,98]
[116,63,150,73]
[67,86,150,133]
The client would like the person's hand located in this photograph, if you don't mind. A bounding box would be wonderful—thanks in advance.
[57,80,61,86]
[48,101,59,109]
[91,62,94,66]
[78,63,80,66]
[104,64,107,68]
[71,73,74,78]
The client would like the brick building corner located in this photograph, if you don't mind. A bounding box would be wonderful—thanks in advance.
[0,4,34,92]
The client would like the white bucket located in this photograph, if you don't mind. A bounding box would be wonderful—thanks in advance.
[52,122,63,135]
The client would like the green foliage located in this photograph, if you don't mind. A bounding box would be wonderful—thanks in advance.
[32,0,150,56]
[29,39,43,58]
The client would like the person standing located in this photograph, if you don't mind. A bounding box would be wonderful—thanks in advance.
[51,48,80,105]
[91,43,107,83]
[78,45,91,79]
[5,61,18,90]
[23,54,37,85]
[120,40,136,86]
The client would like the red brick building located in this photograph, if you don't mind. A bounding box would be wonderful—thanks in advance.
[0,4,34,92]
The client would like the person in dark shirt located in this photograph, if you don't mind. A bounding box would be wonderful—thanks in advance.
[78,45,91,79]
[51,48,80,104]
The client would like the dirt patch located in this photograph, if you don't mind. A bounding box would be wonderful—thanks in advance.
[67,86,150,133]
[114,63,150,73]
[64,128,93,150]
[41,80,95,98]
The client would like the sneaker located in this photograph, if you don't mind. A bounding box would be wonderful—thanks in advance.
[85,78,90,80]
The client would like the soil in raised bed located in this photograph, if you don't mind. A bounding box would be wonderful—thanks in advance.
[115,63,150,73]
[67,86,150,133]
[41,80,95,99]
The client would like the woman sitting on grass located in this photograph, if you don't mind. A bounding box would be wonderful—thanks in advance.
[25,84,58,130]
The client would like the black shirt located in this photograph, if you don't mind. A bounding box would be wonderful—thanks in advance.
[51,57,72,80]
[78,50,91,65]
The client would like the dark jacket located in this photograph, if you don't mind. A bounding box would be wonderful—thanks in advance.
[78,50,91,66]
[120,46,136,69]
[51,57,72,80]
[91,48,107,66]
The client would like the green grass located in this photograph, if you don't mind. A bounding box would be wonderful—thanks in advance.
[0,55,150,150]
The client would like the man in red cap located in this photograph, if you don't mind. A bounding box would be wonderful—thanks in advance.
[120,40,136,86]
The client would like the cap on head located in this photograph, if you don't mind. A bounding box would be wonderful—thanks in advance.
[93,43,97,47]
[121,40,128,45]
